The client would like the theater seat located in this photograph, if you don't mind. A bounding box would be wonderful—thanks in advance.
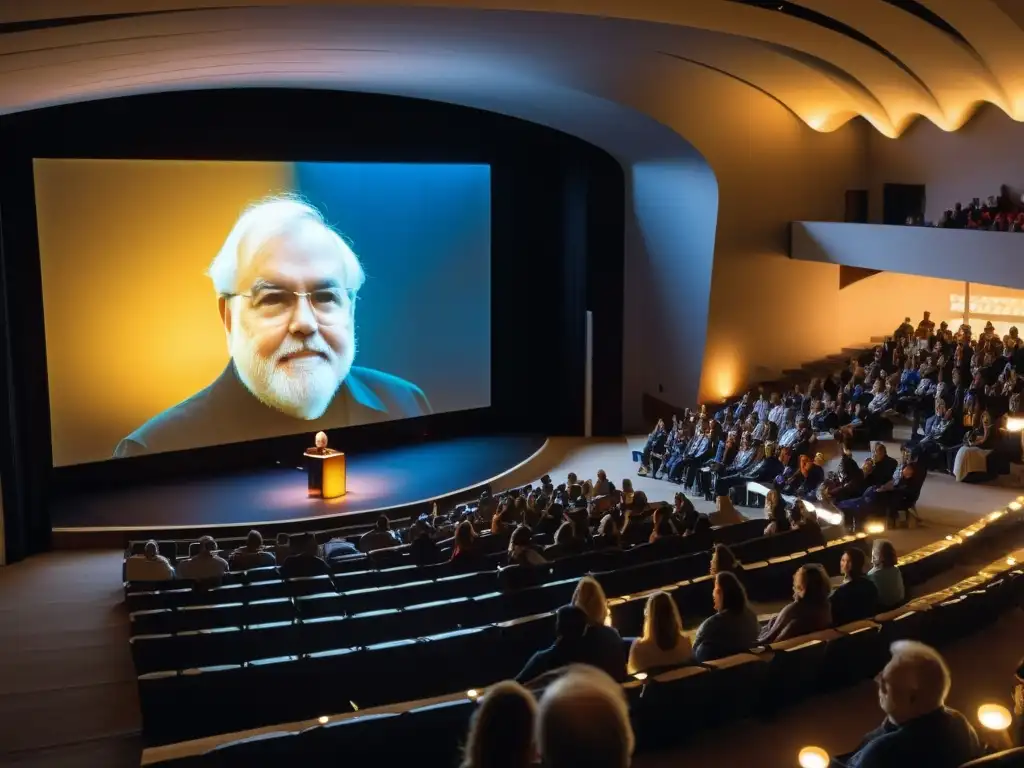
[209,731,297,766]
[820,621,885,691]
[759,630,841,710]
[699,652,770,724]
[634,664,710,747]
[959,748,1024,767]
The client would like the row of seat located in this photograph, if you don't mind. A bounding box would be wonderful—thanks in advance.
[141,554,1024,765]
[131,532,861,742]
[125,518,778,619]
[129,527,838,675]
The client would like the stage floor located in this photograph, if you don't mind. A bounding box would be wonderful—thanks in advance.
[50,435,546,533]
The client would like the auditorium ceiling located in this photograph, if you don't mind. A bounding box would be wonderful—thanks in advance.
[1,0,1023,137]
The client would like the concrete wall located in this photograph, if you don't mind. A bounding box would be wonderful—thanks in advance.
[791,222,1024,288]
[867,104,1024,224]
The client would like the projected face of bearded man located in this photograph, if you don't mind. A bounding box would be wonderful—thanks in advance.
[214,199,363,420]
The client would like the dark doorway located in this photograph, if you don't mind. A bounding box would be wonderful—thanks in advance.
[844,189,868,223]
[882,183,926,225]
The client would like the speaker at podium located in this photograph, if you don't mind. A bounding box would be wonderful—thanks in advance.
[305,431,346,499]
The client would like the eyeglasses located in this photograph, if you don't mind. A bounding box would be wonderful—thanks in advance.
[223,287,354,324]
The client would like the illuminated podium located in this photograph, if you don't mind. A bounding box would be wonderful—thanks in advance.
[305,450,347,499]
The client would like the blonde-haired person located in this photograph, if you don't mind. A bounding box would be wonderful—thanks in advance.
[460,680,538,768]
[627,591,693,674]
[572,576,627,681]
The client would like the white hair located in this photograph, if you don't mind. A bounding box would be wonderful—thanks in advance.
[889,640,951,709]
[207,194,365,295]
[537,665,634,768]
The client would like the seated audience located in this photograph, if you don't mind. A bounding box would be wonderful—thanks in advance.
[176,535,229,582]
[648,505,679,543]
[709,543,743,577]
[545,521,582,559]
[572,576,628,681]
[779,453,824,500]
[451,520,485,571]
[459,680,537,768]
[536,666,634,768]
[833,641,980,768]
[516,606,594,684]
[866,443,898,487]
[867,538,905,610]
[593,469,610,497]
[508,525,547,566]
[229,530,276,571]
[626,591,693,674]
[692,571,760,662]
[951,409,998,481]
[126,540,175,581]
[594,513,621,549]
[829,547,878,627]
[273,531,291,562]
[407,519,440,566]
[763,489,791,536]
[279,533,331,578]
[757,563,833,643]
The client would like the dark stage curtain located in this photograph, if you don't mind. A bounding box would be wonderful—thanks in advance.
[0,150,52,563]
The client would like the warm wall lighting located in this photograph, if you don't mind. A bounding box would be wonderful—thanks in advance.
[318,716,329,724]
[977,703,1012,731]
[1009,502,1022,511]
[865,522,886,535]
[798,746,830,768]
[988,511,1004,521]
[467,689,480,700]
[1008,557,1018,566]
[1005,418,1024,433]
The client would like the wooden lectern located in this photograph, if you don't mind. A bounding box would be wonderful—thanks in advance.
[304,450,346,499]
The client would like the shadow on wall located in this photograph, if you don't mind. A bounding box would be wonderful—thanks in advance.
[622,158,719,432]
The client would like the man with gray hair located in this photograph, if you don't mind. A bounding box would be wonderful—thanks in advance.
[537,665,634,768]
[834,640,979,767]
[115,196,430,457]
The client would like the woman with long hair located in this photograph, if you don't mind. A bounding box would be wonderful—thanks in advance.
[627,591,693,674]
[757,564,833,643]
[572,575,627,681]
[460,680,537,768]
[693,571,760,662]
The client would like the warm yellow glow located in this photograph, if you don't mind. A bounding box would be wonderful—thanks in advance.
[634,672,648,681]
[318,716,329,724]
[964,530,977,537]
[1011,502,1023,511]
[798,746,830,768]
[988,511,1004,521]
[1008,557,1018,566]
[1006,418,1024,433]
[467,689,479,700]
[977,703,1012,731]
[604,614,613,627]
[865,522,885,535]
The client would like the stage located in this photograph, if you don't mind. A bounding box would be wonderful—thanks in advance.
[50,435,547,548]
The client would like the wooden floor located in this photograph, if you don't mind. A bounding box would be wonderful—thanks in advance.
[2,435,1022,767]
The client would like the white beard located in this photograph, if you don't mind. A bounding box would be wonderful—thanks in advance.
[231,329,354,420]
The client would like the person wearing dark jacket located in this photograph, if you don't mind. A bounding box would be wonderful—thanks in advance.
[280,533,331,579]
[829,548,878,627]
[865,443,898,487]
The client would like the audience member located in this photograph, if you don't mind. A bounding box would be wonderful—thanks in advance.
[626,591,693,674]
[125,539,175,581]
[280,533,331,578]
[692,571,760,662]
[508,525,547,566]
[451,520,484,571]
[709,543,743,577]
[459,680,537,768]
[572,576,628,681]
[273,531,291,562]
[829,547,878,627]
[867,539,905,610]
[407,519,440,566]
[758,563,832,643]
[176,535,230,582]
[358,515,398,553]
[832,641,980,767]
[536,666,635,768]
[229,530,276,570]
[515,606,592,684]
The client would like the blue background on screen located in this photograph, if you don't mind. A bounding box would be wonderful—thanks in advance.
[294,163,491,414]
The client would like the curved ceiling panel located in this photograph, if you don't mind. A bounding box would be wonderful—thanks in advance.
[790,0,1010,127]
[0,0,1020,136]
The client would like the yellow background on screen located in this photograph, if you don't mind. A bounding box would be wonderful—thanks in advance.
[34,159,295,467]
